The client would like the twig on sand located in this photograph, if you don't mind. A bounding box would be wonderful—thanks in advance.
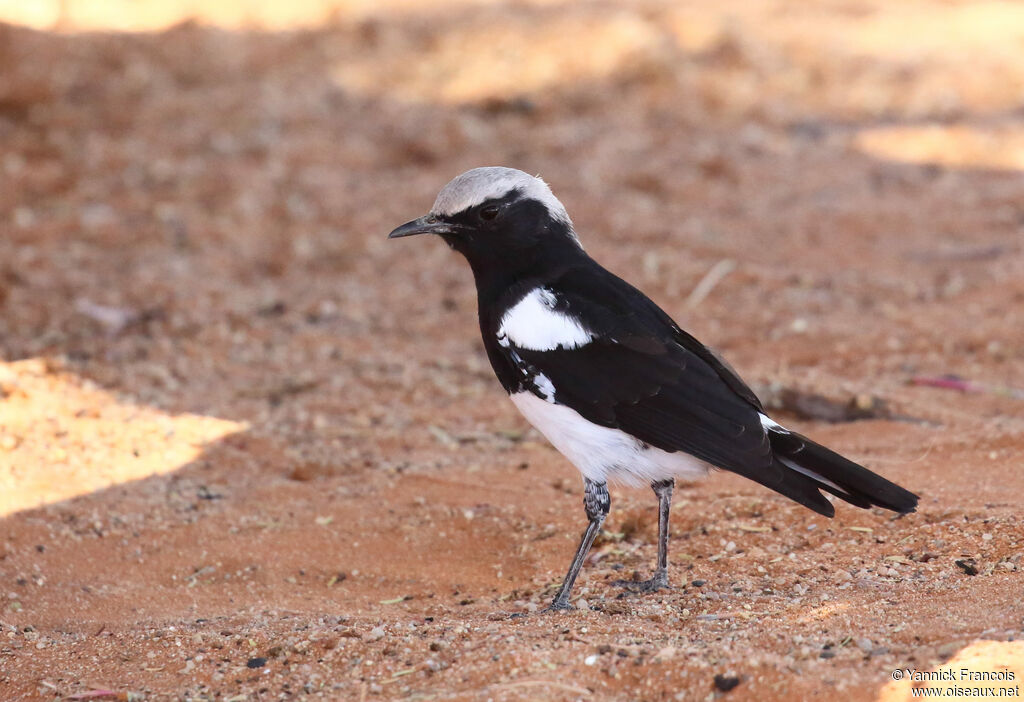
[686,259,736,309]
[492,679,593,696]
[755,384,922,423]
[911,375,1024,400]
[65,690,126,701]
[74,298,139,336]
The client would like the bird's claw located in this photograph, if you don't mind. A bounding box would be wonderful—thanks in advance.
[539,599,575,614]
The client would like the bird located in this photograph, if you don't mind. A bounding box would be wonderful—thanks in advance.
[388,166,918,612]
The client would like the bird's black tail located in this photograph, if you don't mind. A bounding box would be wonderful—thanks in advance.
[761,425,919,518]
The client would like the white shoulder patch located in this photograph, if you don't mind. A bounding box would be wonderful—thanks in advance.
[498,288,593,352]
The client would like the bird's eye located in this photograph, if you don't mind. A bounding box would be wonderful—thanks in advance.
[479,205,500,221]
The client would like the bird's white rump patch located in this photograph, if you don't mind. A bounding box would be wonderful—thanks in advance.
[499,288,593,351]
[509,391,711,486]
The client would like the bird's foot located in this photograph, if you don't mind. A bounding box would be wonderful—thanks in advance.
[612,571,669,594]
[539,599,575,614]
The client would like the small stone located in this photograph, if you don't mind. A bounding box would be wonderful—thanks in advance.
[584,654,599,666]
[691,580,706,587]
[654,646,676,660]
[713,673,740,692]
[856,638,873,653]
[367,626,386,641]
[246,657,267,668]
[955,559,979,576]
[938,640,966,659]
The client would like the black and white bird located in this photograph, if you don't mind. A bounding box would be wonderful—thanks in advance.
[389,167,918,612]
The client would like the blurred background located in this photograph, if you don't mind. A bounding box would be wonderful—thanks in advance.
[1,1,1023,699]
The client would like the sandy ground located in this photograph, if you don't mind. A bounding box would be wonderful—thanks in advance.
[2,1,1024,699]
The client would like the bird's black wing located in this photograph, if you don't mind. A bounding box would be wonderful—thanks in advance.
[510,263,767,466]
[510,263,838,514]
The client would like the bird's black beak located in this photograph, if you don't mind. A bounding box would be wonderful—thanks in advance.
[387,215,458,239]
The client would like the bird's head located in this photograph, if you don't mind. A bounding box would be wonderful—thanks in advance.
[388,167,582,272]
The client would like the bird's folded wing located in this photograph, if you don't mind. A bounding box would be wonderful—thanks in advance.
[512,264,777,474]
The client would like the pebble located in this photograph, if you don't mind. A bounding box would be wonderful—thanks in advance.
[367,626,386,642]
[938,640,966,658]
[654,646,676,660]
[713,673,740,692]
[856,638,873,653]
[955,559,979,576]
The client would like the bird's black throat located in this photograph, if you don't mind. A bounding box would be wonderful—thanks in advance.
[450,211,586,310]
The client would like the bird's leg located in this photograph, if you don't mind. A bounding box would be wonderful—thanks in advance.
[543,478,609,612]
[614,478,674,593]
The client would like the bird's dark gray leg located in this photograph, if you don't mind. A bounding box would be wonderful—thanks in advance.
[543,478,610,612]
[614,478,674,593]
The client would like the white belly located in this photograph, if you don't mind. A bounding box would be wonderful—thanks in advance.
[509,391,711,486]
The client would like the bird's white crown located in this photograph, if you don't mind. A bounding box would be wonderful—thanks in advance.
[431,167,573,230]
